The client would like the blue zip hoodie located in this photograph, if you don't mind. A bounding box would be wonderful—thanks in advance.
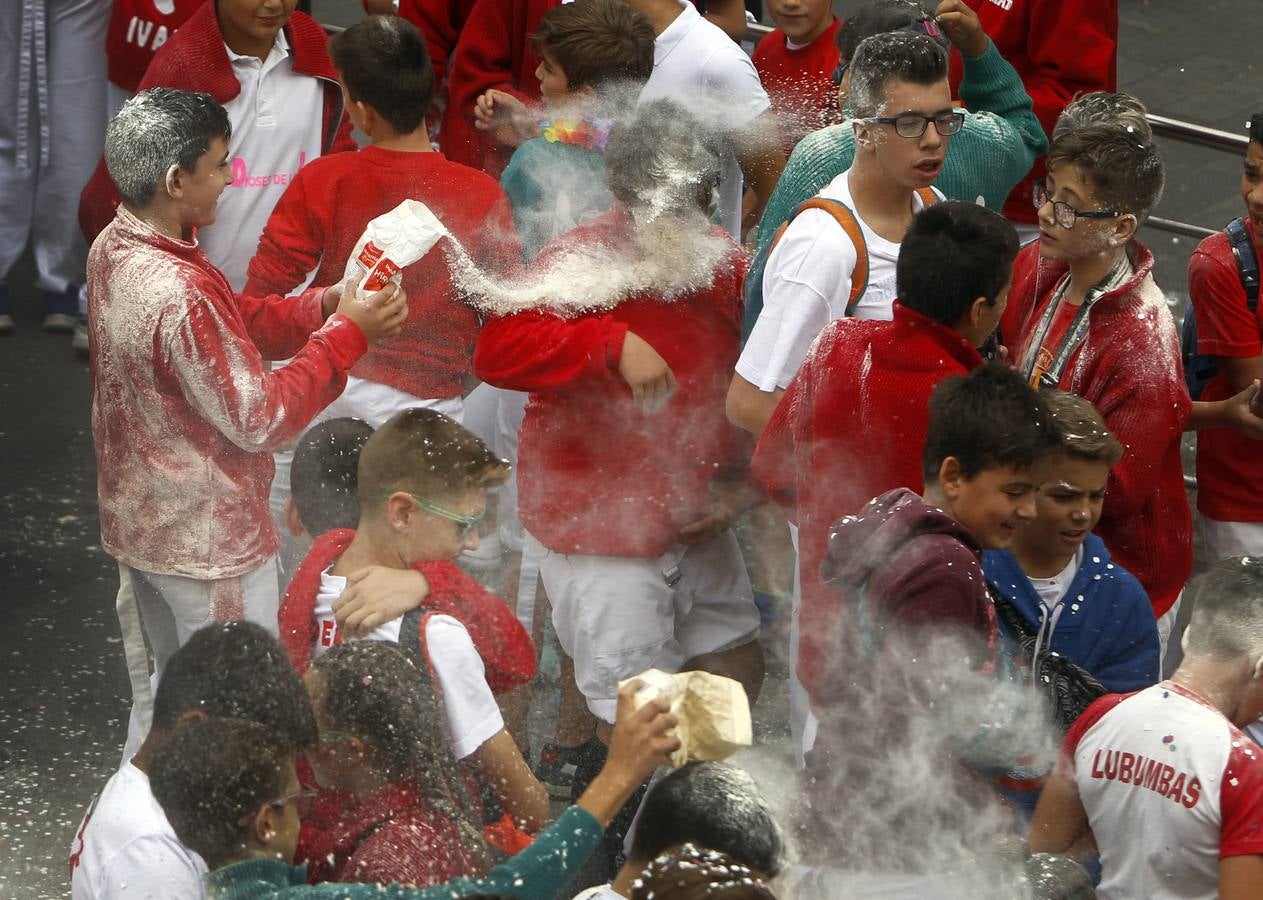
[983,533,1160,696]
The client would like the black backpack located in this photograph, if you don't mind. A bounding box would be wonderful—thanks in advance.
[1182,217,1260,400]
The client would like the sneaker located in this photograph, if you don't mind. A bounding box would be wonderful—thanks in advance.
[72,316,89,355]
[42,284,79,333]
[0,284,12,334]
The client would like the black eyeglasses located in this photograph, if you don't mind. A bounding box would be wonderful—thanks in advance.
[238,788,318,825]
[860,111,964,139]
[1031,179,1120,229]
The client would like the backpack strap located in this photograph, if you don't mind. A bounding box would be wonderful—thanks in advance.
[1225,216,1260,309]
[914,187,940,208]
[768,198,870,316]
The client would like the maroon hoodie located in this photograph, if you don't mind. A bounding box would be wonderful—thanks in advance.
[807,488,998,706]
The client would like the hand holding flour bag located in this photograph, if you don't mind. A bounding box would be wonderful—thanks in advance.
[343,200,449,294]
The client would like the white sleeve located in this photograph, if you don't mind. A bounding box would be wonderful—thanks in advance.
[699,45,770,129]
[736,210,859,390]
[425,615,505,760]
[98,837,206,900]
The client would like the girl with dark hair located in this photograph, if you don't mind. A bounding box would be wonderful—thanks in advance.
[301,641,490,886]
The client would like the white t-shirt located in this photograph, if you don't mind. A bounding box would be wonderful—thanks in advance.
[313,570,504,760]
[200,30,324,290]
[573,885,625,900]
[737,169,941,390]
[1027,546,1082,641]
[69,762,207,900]
[637,0,770,239]
[1063,681,1263,899]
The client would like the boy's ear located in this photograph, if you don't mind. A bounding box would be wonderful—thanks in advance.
[1112,212,1139,245]
[852,119,874,150]
[937,455,965,499]
[164,163,184,199]
[283,498,307,538]
[386,491,414,531]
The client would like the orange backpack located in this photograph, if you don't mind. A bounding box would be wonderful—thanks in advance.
[767,188,940,316]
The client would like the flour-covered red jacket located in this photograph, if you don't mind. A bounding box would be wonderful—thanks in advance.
[105,0,203,93]
[79,3,355,245]
[88,207,367,579]
[754,304,984,698]
[277,528,536,692]
[948,0,1117,225]
[473,206,752,559]
[1002,241,1191,618]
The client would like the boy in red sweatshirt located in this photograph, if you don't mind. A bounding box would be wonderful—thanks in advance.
[947,0,1117,238]
[247,15,520,428]
[104,0,203,112]
[89,87,406,761]
[802,362,1058,878]
[752,0,840,154]
[753,199,1017,760]
[79,0,356,290]
[277,407,547,839]
[473,100,765,733]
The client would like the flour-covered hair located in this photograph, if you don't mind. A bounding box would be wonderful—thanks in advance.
[604,99,721,216]
[1184,557,1263,661]
[1052,91,1152,143]
[105,87,231,207]
[848,31,947,119]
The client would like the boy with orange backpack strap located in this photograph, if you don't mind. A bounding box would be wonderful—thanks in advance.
[727,30,951,439]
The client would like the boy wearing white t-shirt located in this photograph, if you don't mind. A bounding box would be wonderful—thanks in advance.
[277,408,549,833]
[728,31,955,438]
[1030,556,1263,899]
[69,621,316,900]
[629,0,784,240]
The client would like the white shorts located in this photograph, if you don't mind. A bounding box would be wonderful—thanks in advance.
[1198,516,1263,563]
[532,530,760,723]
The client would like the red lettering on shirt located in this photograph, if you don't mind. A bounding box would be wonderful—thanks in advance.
[319,617,337,648]
[1119,751,1135,783]
[1087,747,1202,809]
[1184,776,1201,809]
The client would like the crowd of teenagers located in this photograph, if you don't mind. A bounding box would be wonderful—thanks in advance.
[13,0,1263,897]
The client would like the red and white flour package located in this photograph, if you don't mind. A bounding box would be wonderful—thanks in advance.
[343,199,449,294]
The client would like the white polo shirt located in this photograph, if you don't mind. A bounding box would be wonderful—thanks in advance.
[1063,681,1263,899]
[199,29,325,290]
[69,762,207,900]
[737,169,941,391]
[637,0,769,239]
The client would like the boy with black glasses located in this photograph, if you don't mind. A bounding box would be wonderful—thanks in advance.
[728,31,951,438]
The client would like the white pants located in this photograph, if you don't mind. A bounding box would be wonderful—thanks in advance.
[1199,516,1263,563]
[1156,590,1185,678]
[534,530,761,723]
[268,376,463,589]
[0,0,108,291]
[117,556,279,761]
[787,524,818,768]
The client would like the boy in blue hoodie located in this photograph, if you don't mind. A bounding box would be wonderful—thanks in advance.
[984,389,1159,821]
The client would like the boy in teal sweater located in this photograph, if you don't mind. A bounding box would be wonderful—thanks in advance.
[488,0,655,260]
[744,0,1047,338]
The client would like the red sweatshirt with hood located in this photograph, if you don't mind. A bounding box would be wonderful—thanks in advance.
[105,0,203,93]
[1002,240,1192,618]
[79,3,356,245]
[806,487,998,708]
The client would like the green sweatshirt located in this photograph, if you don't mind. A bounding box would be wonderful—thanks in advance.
[204,805,601,899]
[742,40,1048,341]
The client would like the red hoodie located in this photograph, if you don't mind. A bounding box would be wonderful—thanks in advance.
[277,528,536,692]
[79,3,356,245]
[754,303,984,697]
[473,206,752,559]
[1002,240,1192,618]
[105,0,204,93]
[947,0,1117,225]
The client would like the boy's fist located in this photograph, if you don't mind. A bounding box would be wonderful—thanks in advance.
[474,89,540,148]
[619,330,676,414]
[333,277,408,343]
[935,0,989,59]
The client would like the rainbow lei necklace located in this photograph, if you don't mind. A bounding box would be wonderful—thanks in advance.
[540,115,616,150]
